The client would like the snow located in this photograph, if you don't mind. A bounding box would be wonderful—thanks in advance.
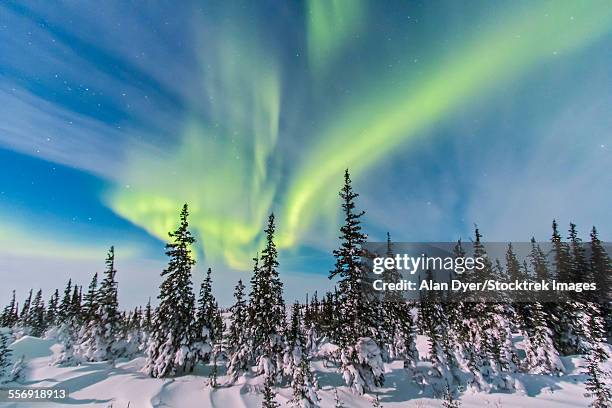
[0,334,609,407]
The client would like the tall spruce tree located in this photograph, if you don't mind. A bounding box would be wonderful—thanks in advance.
[248,214,285,379]
[330,170,371,345]
[330,170,384,394]
[589,226,612,340]
[98,247,120,359]
[143,204,198,378]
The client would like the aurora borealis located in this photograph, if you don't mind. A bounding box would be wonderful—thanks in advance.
[1,1,611,305]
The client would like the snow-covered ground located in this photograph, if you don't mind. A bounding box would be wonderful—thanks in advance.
[0,334,608,408]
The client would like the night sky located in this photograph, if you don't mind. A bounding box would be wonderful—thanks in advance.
[1,0,611,306]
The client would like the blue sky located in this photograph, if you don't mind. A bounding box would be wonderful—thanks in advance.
[1,0,611,307]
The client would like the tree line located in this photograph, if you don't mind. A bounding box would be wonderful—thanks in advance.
[1,169,611,408]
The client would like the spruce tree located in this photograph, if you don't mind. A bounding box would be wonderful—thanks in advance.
[1,291,18,328]
[97,247,120,361]
[583,307,612,408]
[465,227,518,389]
[421,270,459,387]
[140,297,153,352]
[28,289,46,337]
[53,280,79,365]
[549,220,580,355]
[143,204,198,378]
[194,267,216,363]
[330,169,384,394]
[285,302,320,407]
[567,223,594,354]
[227,279,250,383]
[70,285,81,324]
[82,273,98,322]
[57,279,73,324]
[143,297,153,332]
[77,247,120,363]
[46,289,59,329]
[19,289,32,327]
[589,226,612,340]
[0,332,12,380]
[330,170,371,345]
[248,214,285,380]
[383,234,417,368]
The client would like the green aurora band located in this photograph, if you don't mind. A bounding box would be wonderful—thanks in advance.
[107,0,612,270]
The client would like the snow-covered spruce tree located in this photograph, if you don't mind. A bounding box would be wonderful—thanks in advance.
[262,374,281,408]
[284,301,304,376]
[590,226,612,340]
[523,239,564,373]
[420,269,460,390]
[70,285,82,324]
[330,169,384,394]
[0,332,12,381]
[461,227,518,391]
[303,293,321,355]
[139,298,153,352]
[522,300,564,375]
[19,289,33,328]
[583,306,612,408]
[52,279,80,365]
[226,279,250,383]
[549,219,581,355]
[503,244,540,373]
[45,289,59,330]
[57,279,73,324]
[319,291,337,342]
[193,267,217,364]
[248,214,285,380]
[566,223,595,355]
[77,247,120,363]
[285,302,320,408]
[1,290,18,328]
[81,273,98,322]
[28,289,46,337]
[120,307,143,358]
[382,233,417,368]
[143,204,198,378]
